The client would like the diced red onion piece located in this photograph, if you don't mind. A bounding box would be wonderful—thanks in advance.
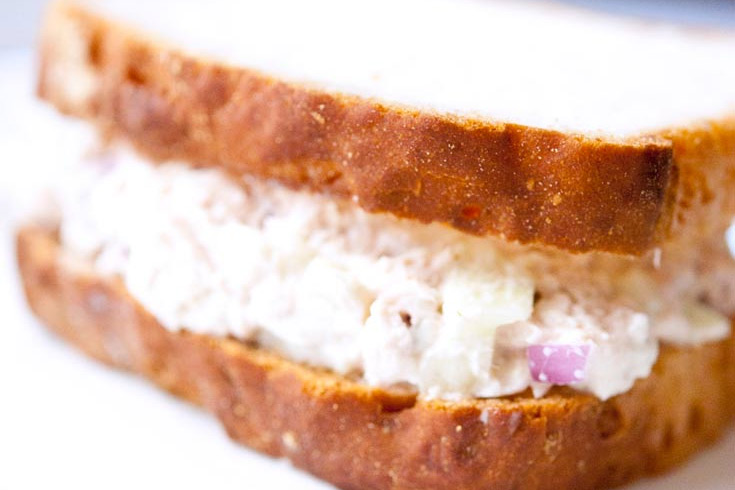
[527,344,591,385]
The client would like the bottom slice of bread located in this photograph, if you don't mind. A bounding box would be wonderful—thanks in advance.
[17,226,735,490]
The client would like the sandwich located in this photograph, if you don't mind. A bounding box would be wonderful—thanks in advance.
[18,0,735,488]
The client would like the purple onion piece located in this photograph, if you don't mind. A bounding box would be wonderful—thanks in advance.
[527,344,591,385]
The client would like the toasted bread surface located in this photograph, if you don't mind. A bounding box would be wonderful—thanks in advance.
[17,226,735,490]
[37,1,735,254]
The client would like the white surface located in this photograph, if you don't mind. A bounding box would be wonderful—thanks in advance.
[4,0,735,49]
[74,0,735,137]
[0,0,47,47]
[727,222,735,259]
[1,48,734,490]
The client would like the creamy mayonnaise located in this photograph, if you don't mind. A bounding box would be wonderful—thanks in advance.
[49,147,732,401]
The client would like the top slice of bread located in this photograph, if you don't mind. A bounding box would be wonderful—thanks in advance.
[37,0,735,254]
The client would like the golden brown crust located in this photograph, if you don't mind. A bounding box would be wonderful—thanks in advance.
[662,121,735,243]
[17,225,735,490]
[36,0,708,255]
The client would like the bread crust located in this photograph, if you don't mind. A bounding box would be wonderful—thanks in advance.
[17,226,735,490]
[37,0,718,255]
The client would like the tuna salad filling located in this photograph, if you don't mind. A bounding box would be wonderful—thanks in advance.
[40,146,734,401]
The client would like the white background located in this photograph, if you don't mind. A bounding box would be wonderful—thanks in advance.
[2,0,735,48]
[0,1,733,489]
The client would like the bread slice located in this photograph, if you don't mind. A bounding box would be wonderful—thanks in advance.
[37,0,735,255]
[17,225,735,490]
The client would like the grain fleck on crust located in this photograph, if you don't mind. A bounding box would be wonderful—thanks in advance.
[17,226,735,490]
